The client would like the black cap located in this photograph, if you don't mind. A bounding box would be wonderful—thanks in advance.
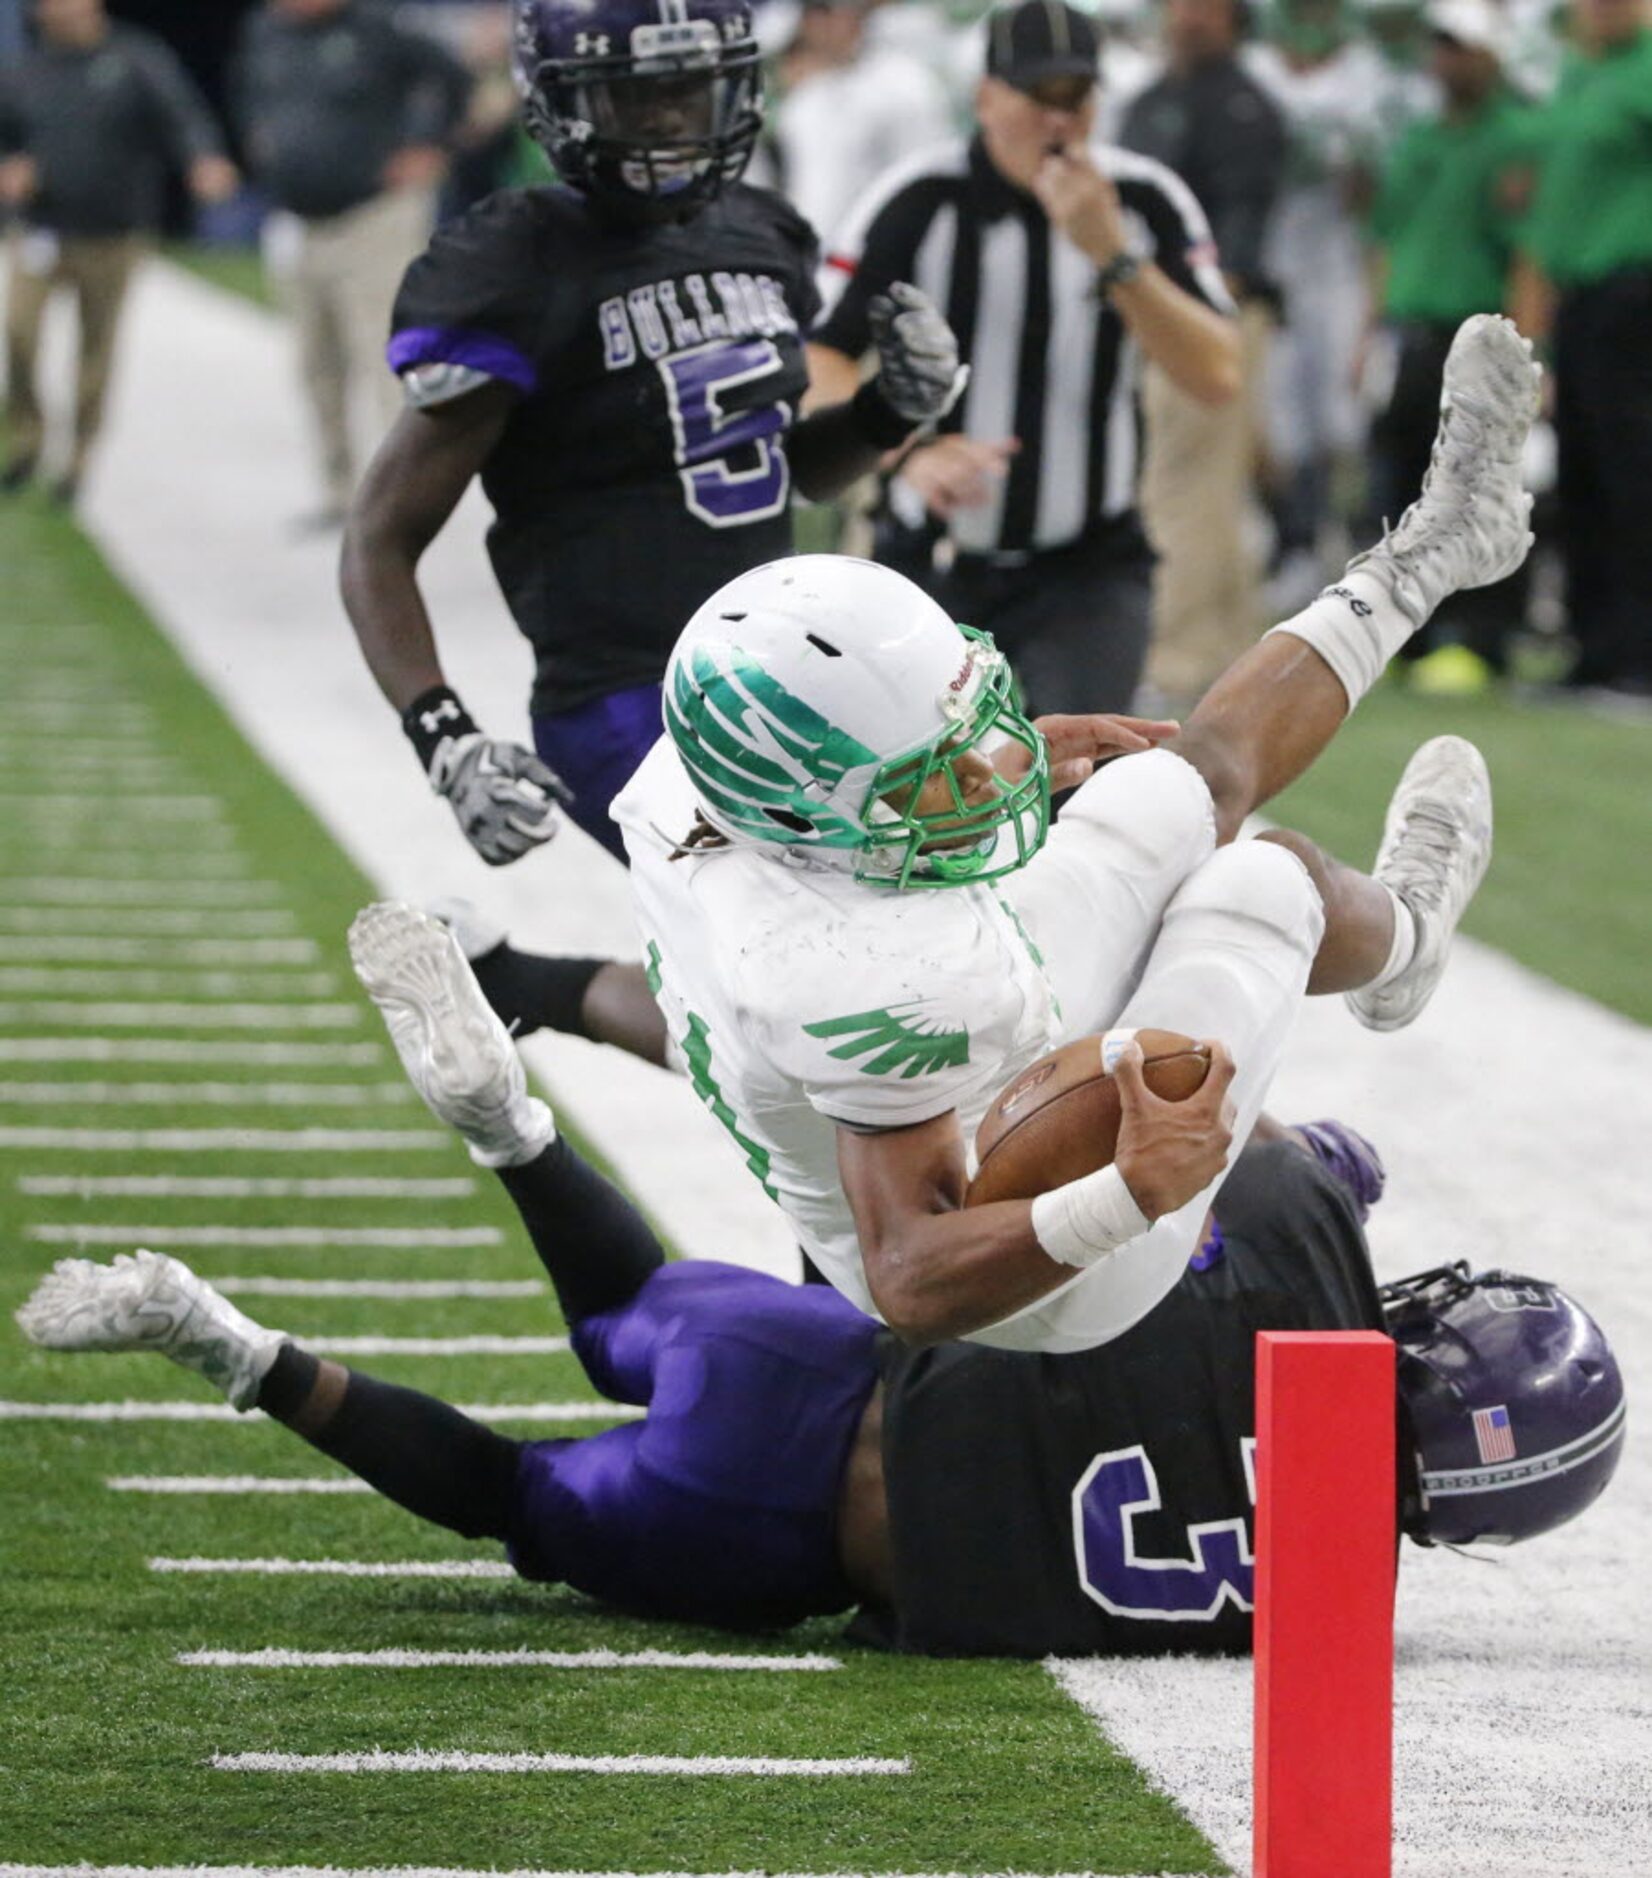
[985,1,1102,91]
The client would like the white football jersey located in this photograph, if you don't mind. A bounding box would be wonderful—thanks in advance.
[613,738,1060,1321]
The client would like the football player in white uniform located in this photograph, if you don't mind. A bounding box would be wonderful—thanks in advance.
[598,314,1541,1356]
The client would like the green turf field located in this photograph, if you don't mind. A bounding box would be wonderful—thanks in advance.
[2,493,1647,1875]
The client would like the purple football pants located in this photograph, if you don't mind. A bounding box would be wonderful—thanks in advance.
[533,682,663,862]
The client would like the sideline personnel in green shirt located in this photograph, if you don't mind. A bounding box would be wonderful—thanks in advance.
[1525,0,1652,698]
[1364,0,1537,677]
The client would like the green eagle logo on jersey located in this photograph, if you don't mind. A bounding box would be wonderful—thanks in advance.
[803,1004,970,1079]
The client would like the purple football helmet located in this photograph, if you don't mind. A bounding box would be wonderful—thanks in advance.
[514,0,762,221]
[1383,1263,1625,1547]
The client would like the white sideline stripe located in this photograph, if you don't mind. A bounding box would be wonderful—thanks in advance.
[178,1648,840,1672]
[0,1082,410,1107]
[209,1751,909,1777]
[3,1401,632,1423]
[0,1040,381,1065]
[21,1176,475,1197]
[0,1127,443,1151]
[0,1866,1138,1878]
[0,910,298,934]
[0,1002,360,1029]
[26,1225,500,1248]
[0,971,339,997]
[210,1278,542,1298]
[109,1475,373,1494]
[5,880,282,903]
[153,1558,517,1576]
[0,938,318,963]
[305,1335,568,1355]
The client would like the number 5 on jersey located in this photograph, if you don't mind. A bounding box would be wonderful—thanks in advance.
[660,339,792,527]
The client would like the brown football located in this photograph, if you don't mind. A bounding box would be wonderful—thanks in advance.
[965,1027,1212,1208]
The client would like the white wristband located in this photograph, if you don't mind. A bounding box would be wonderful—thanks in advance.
[1031,1163,1152,1270]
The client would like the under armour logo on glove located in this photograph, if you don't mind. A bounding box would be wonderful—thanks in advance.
[418,696,465,736]
[868,282,969,426]
[428,734,573,867]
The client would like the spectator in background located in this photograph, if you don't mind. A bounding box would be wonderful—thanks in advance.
[1121,0,1287,703]
[231,0,472,530]
[1522,0,1652,703]
[0,0,238,504]
[1248,0,1385,606]
[771,0,954,248]
[1364,0,1537,692]
[812,0,1239,719]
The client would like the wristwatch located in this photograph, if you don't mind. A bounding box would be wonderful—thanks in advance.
[1092,249,1143,300]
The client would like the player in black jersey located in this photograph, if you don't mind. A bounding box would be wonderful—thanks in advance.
[22,909,1624,1658]
[340,0,966,864]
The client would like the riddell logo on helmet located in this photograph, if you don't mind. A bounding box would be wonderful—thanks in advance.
[948,654,974,693]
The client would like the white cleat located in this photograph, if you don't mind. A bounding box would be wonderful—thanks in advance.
[1346,736,1492,1033]
[15,1249,283,1410]
[1347,314,1542,628]
[349,902,554,1168]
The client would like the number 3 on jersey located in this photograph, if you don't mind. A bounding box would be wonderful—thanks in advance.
[660,339,791,527]
[1073,1440,1257,1621]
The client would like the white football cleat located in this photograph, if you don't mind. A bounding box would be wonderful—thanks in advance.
[1346,736,1492,1033]
[425,896,509,964]
[349,901,554,1168]
[1347,314,1541,628]
[15,1249,283,1410]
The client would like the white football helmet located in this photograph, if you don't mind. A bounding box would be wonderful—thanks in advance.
[663,555,1050,888]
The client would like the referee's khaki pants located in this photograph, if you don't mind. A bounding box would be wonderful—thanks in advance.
[265,185,434,512]
[5,230,146,480]
[1139,300,1272,702]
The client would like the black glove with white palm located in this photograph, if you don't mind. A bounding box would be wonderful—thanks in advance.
[869,282,968,426]
[402,685,571,867]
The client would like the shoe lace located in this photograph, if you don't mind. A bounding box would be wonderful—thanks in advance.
[1385,798,1466,914]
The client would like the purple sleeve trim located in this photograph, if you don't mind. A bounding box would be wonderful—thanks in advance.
[386,325,539,394]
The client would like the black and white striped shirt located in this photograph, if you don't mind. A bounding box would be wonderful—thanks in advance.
[815,136,1232,559]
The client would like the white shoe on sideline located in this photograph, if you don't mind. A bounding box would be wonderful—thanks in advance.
[1346,736,1493,1033]
[15,1250,283,1410]
[1348,315,1541,628]
[349,902,554,1167]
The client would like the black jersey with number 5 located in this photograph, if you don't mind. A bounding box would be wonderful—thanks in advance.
[388,182,820,715]
[863,1142,1386,1658]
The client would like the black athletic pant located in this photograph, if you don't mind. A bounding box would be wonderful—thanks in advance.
[1552,270,1652,691]
[258,1137,667,1540]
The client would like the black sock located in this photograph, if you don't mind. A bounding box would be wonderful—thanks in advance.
[258,1346,523,1541]
[470,943,606,1041]
[496,1133,666,1325]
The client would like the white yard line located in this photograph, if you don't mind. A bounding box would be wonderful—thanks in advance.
[0,910,299,935]
[302,1334,568,1354]
[25,1225,499,1247]
[177,1648,840,1671]
[0,1127,442,1151]
[3,879,282,903]
[0,938,319,962]
[0,1040,381,1065]
[109,1475,373,1494]
[0,1402,631,1424]
[0,1081,405,1106]
[20,1175,473,1197]
[152,1557,519,1575]
[0,1003,360,1029]
[209,1277,540,1297]
[0,971,338,996]
[208,1751,908,1777]
[0,794,225,813]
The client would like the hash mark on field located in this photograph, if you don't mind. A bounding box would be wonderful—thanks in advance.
[0,1001,360,1029]
[5,879,283,904]
[209,1750,909,1776]
[209,1277,542,1297]
[26,1225,499,1248]
[21,1175,474,1197]
[0,970,339,997]
[0,1040,381,1065]
[0,909,299,935]
[178,1648,840,1671]
[0,1126,444,1151]
[0,794,225,814]
[0,1080,409,1107]
[2,1401,629,1423]
[152,1558,518,1576]
[109,1475,373,1494]
[0,937,318,963]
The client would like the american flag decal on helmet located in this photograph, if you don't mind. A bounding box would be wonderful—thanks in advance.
[1472,1404,1517,1464]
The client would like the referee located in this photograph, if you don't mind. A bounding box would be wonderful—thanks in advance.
[810,0,1240,717]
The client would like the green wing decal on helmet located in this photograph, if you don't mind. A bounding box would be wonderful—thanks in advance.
[803,1004,969,1079]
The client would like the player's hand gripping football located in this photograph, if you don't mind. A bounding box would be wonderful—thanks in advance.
[1112,1037,1236,1220]
[428,733,572,866]
[868,282,969,425]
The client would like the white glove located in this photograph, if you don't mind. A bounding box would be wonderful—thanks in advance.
[868,281,968,425]
[429,733,569,866]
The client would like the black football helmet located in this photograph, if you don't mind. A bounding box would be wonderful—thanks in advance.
[1383,1263,1625,1548]
[514,0,762,223]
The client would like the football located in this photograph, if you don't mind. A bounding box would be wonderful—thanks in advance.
[965,1027,1212,1208]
